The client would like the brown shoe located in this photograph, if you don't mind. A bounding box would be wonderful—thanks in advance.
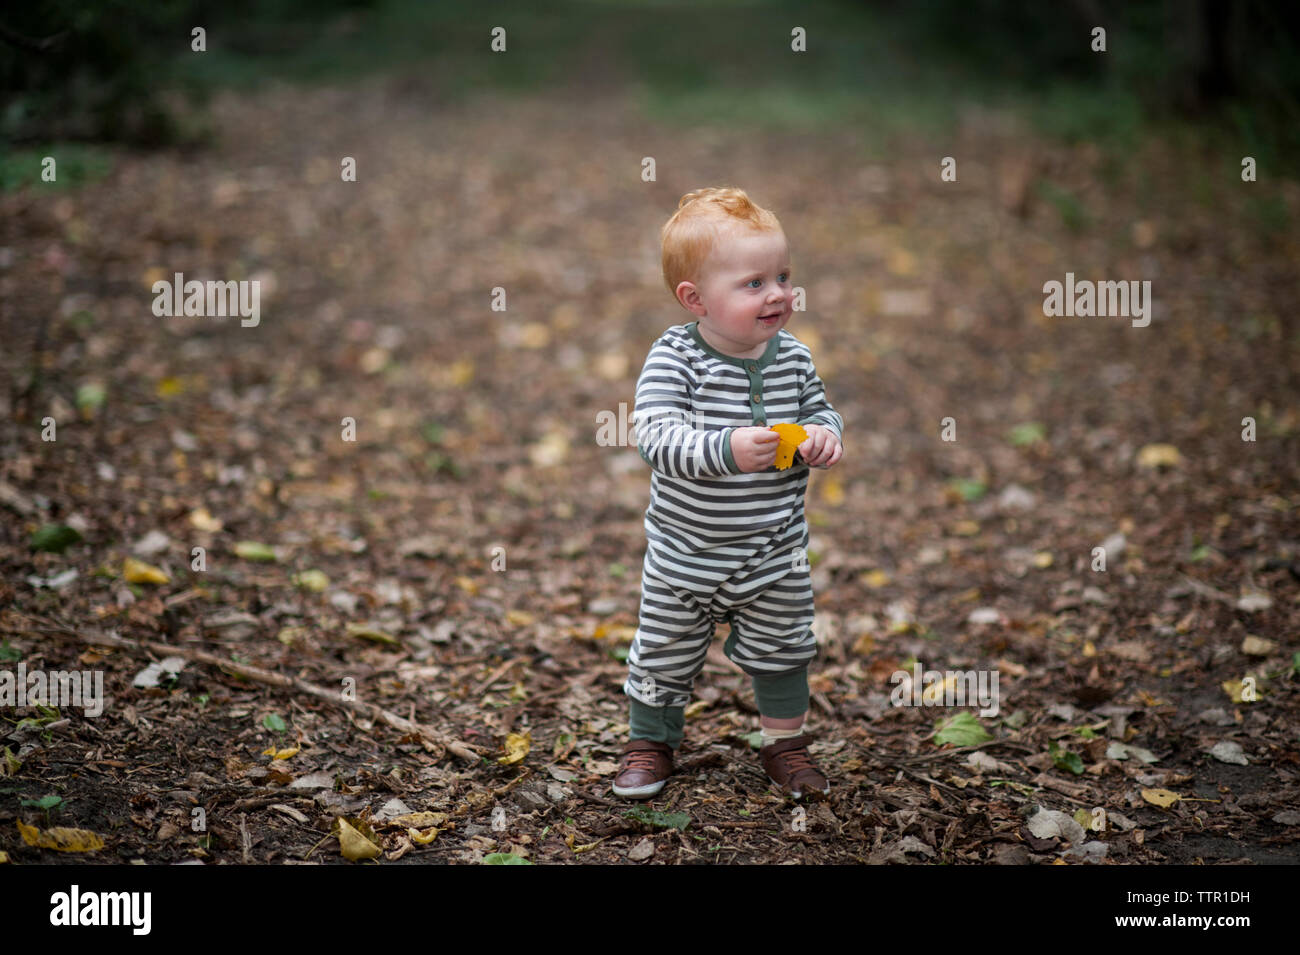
[760,734,830,800]
[613,739,674,799]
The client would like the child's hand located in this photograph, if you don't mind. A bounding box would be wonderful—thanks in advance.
[730,427,781,472]
[798,424,843,469]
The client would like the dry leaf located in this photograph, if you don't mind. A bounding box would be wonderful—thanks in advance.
[189,507,224,532]
[1136,444,1183,469]
[346,623,399,645]
[1141,788,1182,808]
[389,812,449,829]
[498,731,531,765]
[335,817,382,861]
[17,820,105,852]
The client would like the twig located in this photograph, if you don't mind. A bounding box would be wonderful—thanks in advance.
[1180,574,1236,607]
[16,613,483,762]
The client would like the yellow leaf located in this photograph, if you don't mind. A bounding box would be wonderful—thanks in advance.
[886,247,917,276]
[1136,443,1183,469]
[1141,788,1182,809]
[851,632,875,655]
[0,850,8,863]
[819,474,844,505]
[17,820,105,852]
[292,569,329,592]
[1082,640,1097,658]
[769,423,808,471]
[565,832,607,853]
[498,731,531,765]
[952,520,981,537]
[1032,551,1053,569]
[517,322,550,349]
[683,700,710,719]
[156,376,185,398]
[1221,679,1257,703]
[448,359,474,388]
[262,743,300,761]
[921,672,962,705]
[335,817,382,861]
[123,557,169,585]
[409,827,440,844]
[389,812,449,830]
[506,609,535,627]
[861,569,890,589]
[189,507,223,533]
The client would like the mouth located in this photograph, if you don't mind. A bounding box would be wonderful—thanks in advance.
[757,312,785,325]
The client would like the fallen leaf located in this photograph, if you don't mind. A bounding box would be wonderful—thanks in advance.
[484,851,533,864]
[17,820,105,852]
[1026,808,1086,843]
[189,508,223,532]
[293,569,329,592]
[498,731,531,765]
[1141,788,1182,808]
[334,817,382,861]
[234,541,277,562]
[30,524,82,553]
[932,712,992,746]
[1207,741,1249,765]
[861,569,891,589]
[123,557,169,585]
[346,623,399,645]
[1136,443,1183,469]
[389,812,449,829]
[1241,635,1276,656]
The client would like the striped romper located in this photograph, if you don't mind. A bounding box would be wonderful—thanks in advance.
[623,321,844,735]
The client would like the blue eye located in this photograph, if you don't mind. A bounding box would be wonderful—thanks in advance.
[779,272,789,282]
[748,279,762,288]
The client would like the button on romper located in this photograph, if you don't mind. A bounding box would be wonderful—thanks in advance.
[623,322,844,716]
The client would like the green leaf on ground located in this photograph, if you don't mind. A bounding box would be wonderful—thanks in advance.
[932,711,993,746]
[483,852,533,864]
[1048,740,1085,775]
[30,524,82,553]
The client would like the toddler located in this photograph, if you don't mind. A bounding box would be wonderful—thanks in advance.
[614,187,844,801]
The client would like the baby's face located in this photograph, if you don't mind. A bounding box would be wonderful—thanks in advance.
[684,226,792,359]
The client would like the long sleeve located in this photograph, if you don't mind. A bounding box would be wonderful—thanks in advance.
[795,355,843,443]
[634,343,739,479]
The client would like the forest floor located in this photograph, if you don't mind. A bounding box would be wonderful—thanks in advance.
[2,72,1298,864]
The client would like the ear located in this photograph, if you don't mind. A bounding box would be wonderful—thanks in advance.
[675,280,706,316]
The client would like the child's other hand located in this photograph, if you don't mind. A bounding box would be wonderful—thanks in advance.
[731,427,780,472]
[799,424,843,468]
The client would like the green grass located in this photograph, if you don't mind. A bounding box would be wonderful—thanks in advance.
[0,144,114,193]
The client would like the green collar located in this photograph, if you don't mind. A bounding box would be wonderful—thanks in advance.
[687,322,781,368]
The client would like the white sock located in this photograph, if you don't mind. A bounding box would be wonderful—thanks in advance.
[760,723,804,747]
